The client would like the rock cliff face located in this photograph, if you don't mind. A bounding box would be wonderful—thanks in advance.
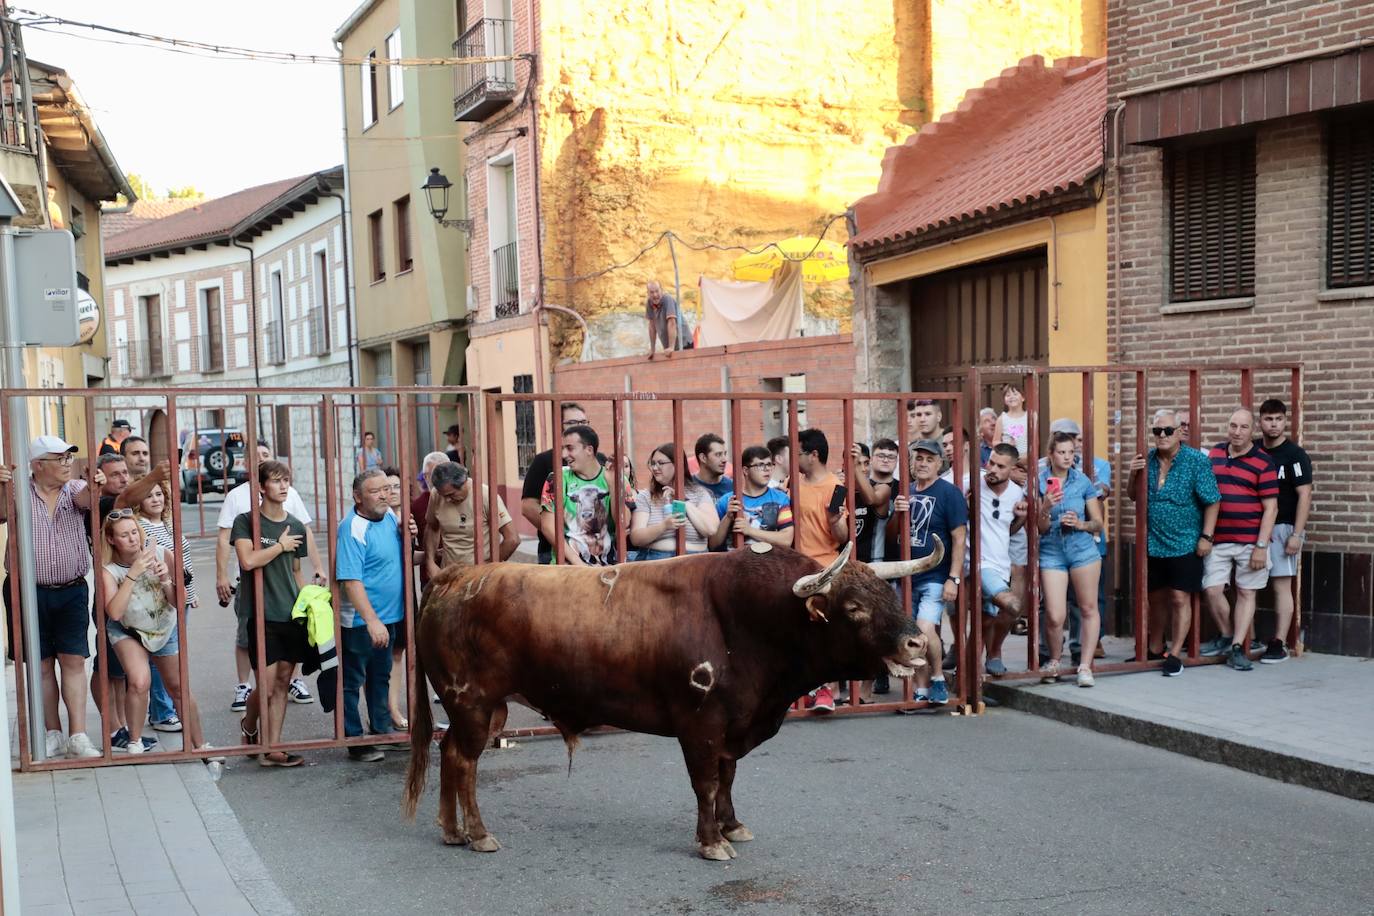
[534,0,1104,357]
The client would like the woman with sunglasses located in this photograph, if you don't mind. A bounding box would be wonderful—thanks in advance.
[1036,431,1105,686]
[99,512,209,755]
[629,443,718,560]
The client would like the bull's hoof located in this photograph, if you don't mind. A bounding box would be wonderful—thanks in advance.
[698,840,737,861]
[442,831,470,846]
[470,834,502,853]
[722,825,754,843]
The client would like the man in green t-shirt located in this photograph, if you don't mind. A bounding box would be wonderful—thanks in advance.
[540,425,616,565]
[232,460,310,767]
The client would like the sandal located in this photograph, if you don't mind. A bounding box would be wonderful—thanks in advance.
[985,658,1008,677]
[259,752,304,768]
[240,723,259,746]
[1039,659,1061,684]
[391,715,410,730]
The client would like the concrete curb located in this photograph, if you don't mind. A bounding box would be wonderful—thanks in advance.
[176,762,300,916]
[984,682,1374,804]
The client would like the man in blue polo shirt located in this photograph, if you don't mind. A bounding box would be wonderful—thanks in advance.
[336,467,406,760]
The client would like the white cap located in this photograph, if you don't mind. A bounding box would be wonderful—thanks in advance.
[29,435,78,462]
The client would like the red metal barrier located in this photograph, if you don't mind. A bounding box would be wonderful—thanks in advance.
[964,363,1305,713]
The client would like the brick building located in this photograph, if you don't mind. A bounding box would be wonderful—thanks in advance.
[102,168,354,499]
[1109,1,1374,655]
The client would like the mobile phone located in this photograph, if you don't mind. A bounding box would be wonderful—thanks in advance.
[1045,477,1062,496]
[827,485,847,515]
[671,499,687,517]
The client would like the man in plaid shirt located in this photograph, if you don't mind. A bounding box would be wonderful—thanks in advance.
[1,436,104,758]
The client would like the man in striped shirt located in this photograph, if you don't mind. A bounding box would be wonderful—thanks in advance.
[1201,409,1278,671]
[0,436,103,758]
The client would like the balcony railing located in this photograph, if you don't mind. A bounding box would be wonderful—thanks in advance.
[264,324,286,365]
[453,18,517,122]
[304,307,330,356]
[192,334,226,374]
[492,241,520,318]
[121,339,170,380]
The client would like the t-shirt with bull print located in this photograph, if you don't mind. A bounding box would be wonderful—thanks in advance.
[541,466,617,565]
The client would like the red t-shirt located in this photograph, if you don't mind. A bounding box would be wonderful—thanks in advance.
[1208,442,1278,544]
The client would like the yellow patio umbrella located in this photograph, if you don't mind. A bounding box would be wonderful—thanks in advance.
[730,236,849,283]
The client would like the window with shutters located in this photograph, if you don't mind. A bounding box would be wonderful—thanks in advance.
[1327,118,1374,289]
[1167,139,1256,303]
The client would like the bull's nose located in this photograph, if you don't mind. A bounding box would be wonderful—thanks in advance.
[902,636,922,654]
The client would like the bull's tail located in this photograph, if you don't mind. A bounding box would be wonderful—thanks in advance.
[402,584,436,821]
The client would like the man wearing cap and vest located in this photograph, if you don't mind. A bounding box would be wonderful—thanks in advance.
[0,436,105,758]
[100,418,132,456]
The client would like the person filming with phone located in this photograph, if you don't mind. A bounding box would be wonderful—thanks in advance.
[1036,431,1105,687]
[629,443,718,560]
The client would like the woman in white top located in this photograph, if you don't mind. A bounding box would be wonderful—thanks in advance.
[101,512,209,756]
[994,384,1030,456]
[630,443,719,560]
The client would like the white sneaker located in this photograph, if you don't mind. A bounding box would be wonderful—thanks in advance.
[45,729,66,758]
[1076,666,1095,688]
[66,733,101,758]
[288,678,314,704]
[124,736,145,755]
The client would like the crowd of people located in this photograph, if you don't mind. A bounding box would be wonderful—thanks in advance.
[0,387,1313,759]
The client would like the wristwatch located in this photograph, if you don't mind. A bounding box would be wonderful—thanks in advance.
[947,575,961,585]
[1199,533,1214,543]
[1254,539,1269,548]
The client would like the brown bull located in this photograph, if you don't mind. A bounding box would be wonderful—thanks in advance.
[402,538,943,861]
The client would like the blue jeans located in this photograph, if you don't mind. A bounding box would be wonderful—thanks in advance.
[341,623,396,738]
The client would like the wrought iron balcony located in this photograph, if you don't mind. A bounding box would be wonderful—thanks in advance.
[121,339,171,380]
[304,307,331,357]
[453,18,517,122]
[492,241,520,318]
[192,334,226,374]
[264,324,287,365]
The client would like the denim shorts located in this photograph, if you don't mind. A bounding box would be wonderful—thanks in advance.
[911,579,947,625]
[1038,530,1101,572]
[105,618,179,657]
[980,567,1011,618]
[633,549,677,561]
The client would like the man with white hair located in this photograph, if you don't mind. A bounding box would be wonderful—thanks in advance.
[1128,408,1221,677]
[978,407,997,465]
[0,436,104,757]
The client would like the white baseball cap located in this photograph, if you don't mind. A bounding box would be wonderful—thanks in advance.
[29,435,79,462]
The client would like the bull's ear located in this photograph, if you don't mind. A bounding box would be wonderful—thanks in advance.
[804,595,830,623]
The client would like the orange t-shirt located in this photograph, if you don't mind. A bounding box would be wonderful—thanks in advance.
[795,473,841,566]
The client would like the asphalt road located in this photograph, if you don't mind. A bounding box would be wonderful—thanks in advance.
[158,511,1374,915]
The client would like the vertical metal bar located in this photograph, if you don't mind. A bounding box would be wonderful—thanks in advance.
[1025,371,1041,672]
[484,393,500,566]
[244,395,268,755]
[1240,367,1254,409]
[1,390,32,768]
[397,393,416,737]
[788,397,803,711]
[309,405,322,535]
[1289,366,1304,654]
[672,397,686,557]
[1188,369,1202,658]
[951,392,967,709]
[193,411,205,536]
[1081,371,1097,643]
[842,396,856,706]
[321,395,344,739]
[729,397,744,550]
[83,395,112,763]
[469,393,488,565]
[1134,371,1149,664]
[896,395,914,706]
[164,395,191,754]
[612,398,628,565]
[552,398,566,565]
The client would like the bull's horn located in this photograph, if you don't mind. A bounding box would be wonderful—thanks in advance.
[867,535,945,580]
[793,542,853,597]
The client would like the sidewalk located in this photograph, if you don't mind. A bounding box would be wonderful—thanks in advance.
[14,762,296,916]
[985,649,1374,802]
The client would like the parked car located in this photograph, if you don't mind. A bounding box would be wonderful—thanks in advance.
[180,428,248,502]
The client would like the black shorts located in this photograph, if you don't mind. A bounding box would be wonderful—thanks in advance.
[4,578,89,661]
[1148,552,1205,594]
[246,618,311,670]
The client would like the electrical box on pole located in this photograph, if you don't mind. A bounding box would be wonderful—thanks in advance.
[12,228,78,345]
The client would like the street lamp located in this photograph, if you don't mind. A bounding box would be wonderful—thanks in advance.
[422,167,471,232]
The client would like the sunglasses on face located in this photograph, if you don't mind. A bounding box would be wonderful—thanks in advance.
[990,497,1000,520]
[1151,427,1177,437]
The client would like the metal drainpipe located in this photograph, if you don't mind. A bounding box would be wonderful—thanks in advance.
[320,190,357,391]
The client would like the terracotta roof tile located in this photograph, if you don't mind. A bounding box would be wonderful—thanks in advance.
[103,173,317,259]
[851,56,1106,253]
[99,198,202,239]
